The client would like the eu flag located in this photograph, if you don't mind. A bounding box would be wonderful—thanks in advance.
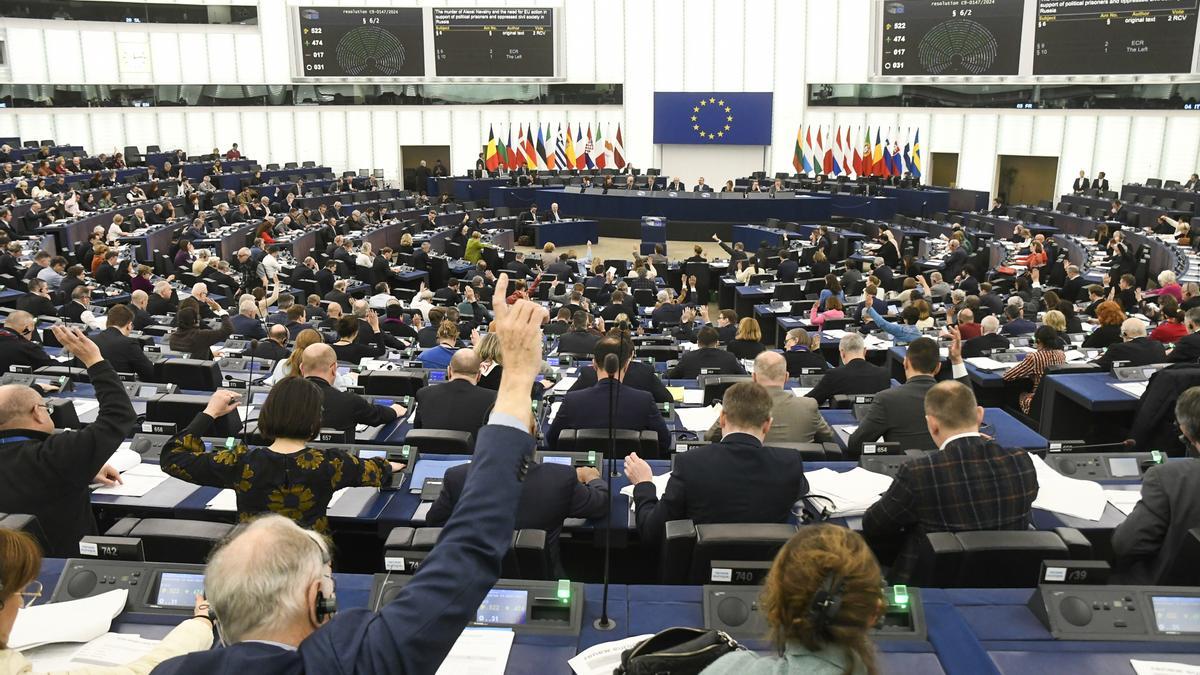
[653,92,773,145]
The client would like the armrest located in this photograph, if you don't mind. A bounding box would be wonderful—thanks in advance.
[1054,527,1093,559]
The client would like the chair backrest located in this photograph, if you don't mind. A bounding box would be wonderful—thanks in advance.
[772,441,843,461]
[634,344,682,362]
[402,428,473,454]
[147,393,243,437]
[912,530,1080,587]
[696,374,754,406]
[660,519,796,583]
[360,369,430,397]
[105,517,233,564]
[388,527,551,579]
[0,513,50,552]
[159,358,223,390]
[557,428,661,459]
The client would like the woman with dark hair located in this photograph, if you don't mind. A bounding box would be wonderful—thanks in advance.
[1003,325,1066,414]
[168,304,233,359]
[160,379,402,532]
[1150,295,1187,343]
[703,524,884,675]
[331,313,387,363]
[817,274,844,311]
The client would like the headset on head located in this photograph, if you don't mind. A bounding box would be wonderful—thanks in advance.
[806,571,845,635]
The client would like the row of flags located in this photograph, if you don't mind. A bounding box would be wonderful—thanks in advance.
[792,125,922,180]
[484,122,627,172]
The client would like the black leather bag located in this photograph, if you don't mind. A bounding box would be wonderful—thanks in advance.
[615,626,743,675]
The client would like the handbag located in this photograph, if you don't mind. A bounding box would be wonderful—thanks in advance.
[615,626,743,675]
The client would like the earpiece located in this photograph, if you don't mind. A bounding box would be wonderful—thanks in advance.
[314,588,337,624]
[806,572,845,633]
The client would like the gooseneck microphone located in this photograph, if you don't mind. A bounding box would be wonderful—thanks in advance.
[595,350,620,631]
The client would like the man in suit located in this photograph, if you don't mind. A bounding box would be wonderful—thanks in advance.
[432,278,462,306]
[301,343,407,436]
[546,202,565,222]
[1112,385,1200,584]
[624,381,810,547]
[547,334,671,451]
[665,326,746,378]
[249,324,291,363]
[129,290,154,331]
[1095,318,1167,369]
[568,354,673,404]
[706,351,832,443]
[710,235,747,263]
[91,304,155,381]
[544,308,571,337]
[315,261,337,298]
[777,250,800,283]
[862,380,1038,583]
[146,281,178,316]
[413,349,497,433]
[556,311,601,356]
[1061,263,1087,303]
[942,239,968,281]
[665,176,685,191]
[805,333,891,406]
[230,297,268,339]
[323,280,351,314]
[715,309,738,344]
[0,325,135,556]
[693,177,713,192]
[962,315,1010,358]
[1000,304,1036,336]
[545,253,574,281]
[1170,308,1200,362]
[1092,171,1110,193]
[847,334,969,458]
[1072,170,1090,193]
[0,311,53,375]
[16,278,56,318]
[153,290,547,675]
[783,328,830,376]
[411,241,431,272]
[504,252,533,279]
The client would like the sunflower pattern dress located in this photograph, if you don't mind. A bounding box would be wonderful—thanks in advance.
[161,414,392,533]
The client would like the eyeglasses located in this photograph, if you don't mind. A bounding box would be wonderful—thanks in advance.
[18,580,42,608]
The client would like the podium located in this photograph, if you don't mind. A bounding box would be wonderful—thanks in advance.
[640,216,666,255]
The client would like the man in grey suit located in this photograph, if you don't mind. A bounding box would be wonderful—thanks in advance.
[1111,386,1200,584]
[706,350,832,444]
[846,330,969,458]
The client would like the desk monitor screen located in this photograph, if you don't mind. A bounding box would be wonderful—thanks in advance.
[154,572,206,608]
[429,371,446,382]
[336,366,352,378]
[138,385,159,398]
[252,392,270,405]
[475,588,528,625]
[358,449,387,460]
[374,398,394,407]
[1108,457,1140,477]
[1152,596,1200,634]
[541,456,571,466]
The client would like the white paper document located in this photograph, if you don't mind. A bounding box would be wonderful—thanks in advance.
[1105,489,1143,516]
[1031,454,1108,521]
[965,357,1016,371]
[9,589,128,651]
[619,471,672,509]
[71,631,163,667]
[93,463,169,497]
[435,628,514,675]
[71,400,101,417]
[569,633,655,675]
[1111,382,1148,399]
[206,488,238,511]
[675,404,722,432]
[1131,660,1200,675]
[820,329,848,339]
[791,387,813,397]
[552,377,578,394]
[683,389,705,405]
[804,467,893,517]
[105,444,142,472]
[546,401,563,424]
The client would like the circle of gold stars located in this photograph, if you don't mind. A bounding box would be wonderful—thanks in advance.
[690,96,733,140]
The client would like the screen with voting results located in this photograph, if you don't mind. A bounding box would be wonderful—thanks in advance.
[475,588,527,625]
[155,572,207,608]
[1153,596,1200,634]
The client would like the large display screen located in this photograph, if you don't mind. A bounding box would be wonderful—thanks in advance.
[296,7,426,78]
[433,8,555,77]
[1033,0,1199,74]
[154,572,207,608]
[879,0,1025,76]
[1152,596,1200,633]
[474,588,528,625]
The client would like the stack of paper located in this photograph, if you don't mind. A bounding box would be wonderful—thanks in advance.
[675,404,722,432]
[682,389,705,405]
[804,467,893,517]
[569,634,655,675]
[666,386,686,403]
[1131,660,1200,675]
[1030,454,1108,521]
[821,329,849,339]
[71,400,101,418]
[1105,489,1143,516]
[965,357,1016,371]
[9,589,128,651]
[546,401,563,424]
[619,471,672,510]
[106,444,143,470]
[551,377,578,394]
[93,463,169,498]
[791,387,813,397]
[1111,382,1147,399]
[435,628,514,675]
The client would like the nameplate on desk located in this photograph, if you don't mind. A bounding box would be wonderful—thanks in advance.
[79,536,145,562]
[10,364,32,374]
[710,561,771,585]
[225,379,248,390]
[861,442,898,456]
[145,344,161,353]
[1047,440,1085,453]
[384,554,426,574]
[1041,560,1110,585]
[142,421,176,435]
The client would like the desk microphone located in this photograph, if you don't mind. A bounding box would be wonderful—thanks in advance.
[1051,440,1136,452]
[594,349,621,632]
[240,338,259,443]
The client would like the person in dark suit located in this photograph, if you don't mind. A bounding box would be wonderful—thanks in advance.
[805,333,891,406]
[413,349,497,433]
[323,280,351,314]
[432,278,462,306]
[504,252,533,279]
[665,326,745,378]
[1112,385,1200,584]
[0,325,135,556]
[942,239,968,281]
[847,334,969,458]
[251,325,291,362]
[556,311,601,356]
[15,278,56,318]
[693,177,714,192]
[1094,318,1168,370]
[543,308,571,336]
[714,309,738,344]
[1061,264,1087,303]
[411,241,431,272]
[710,235,747,263]
[0,311,53,375]
[91,304,155,381]
[301,343,406,436]
[624,381,809,547]
[568,356,673,404]
[547,334,671,451]
[1072,170,1090,193]
[146,281,179,316]
[230,298,268,339]
[545,253,574,281]
[151,292,546,675]
[862,381,1038,583]
[315,261,337,298]
[1169,308,1200,363]
[782,328,830,376]
[962,316,1011,358]
[1092,172,1110,192]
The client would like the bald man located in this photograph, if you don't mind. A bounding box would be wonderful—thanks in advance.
[0,310,53,375]
[704,350,833,444]
[413,348,497,434]
[250,324,290,362]
[301,343,405,437]
[0,326,137,556]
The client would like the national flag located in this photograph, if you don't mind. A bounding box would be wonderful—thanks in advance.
[851,126,863,177]
[912,129,922,179]
[554,124,567,169]
[542,123,554,170]
[813,127,824,175]
[505,127,517,170]
[903,133,914,177]
[574,125,586,170]
[821,127,834,175]
[802,127,814,175]
[880,130,892,177]
[863,126,872,176]
[871,128,884,177]
[891,139,903,176]
[564,123,577,170]
[830,127,843,177]
[535,124,548,170]
[523,124,537,169]
[513,124,526,169]
[484,125,499,172]
[613,124,626,169]
[495,132,508,171]
[583,124,596,169]
[594,124,607,169]
[792,125,806,175]
[841,126,855,177]
[602,124,615,169]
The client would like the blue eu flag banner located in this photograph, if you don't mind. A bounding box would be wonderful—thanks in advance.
[653,92,773,145]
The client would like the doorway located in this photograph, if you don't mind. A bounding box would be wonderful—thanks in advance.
[997,155,1059,206]
[400,145,451,192]
[930,152,959,188]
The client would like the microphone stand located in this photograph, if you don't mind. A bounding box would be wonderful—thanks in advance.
[594,351,620,631]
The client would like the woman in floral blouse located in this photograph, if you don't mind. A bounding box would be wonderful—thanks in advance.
[161,377,402,533]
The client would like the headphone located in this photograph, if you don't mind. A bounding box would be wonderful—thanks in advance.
[307,531,338,625]
[806,572,845,634]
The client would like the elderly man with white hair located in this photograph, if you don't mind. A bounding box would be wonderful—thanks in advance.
[963,315,1010,358]
[190,282,228,319]
[409,287,436,321]
[1094,317,1167,369]
[230,295,268,339]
